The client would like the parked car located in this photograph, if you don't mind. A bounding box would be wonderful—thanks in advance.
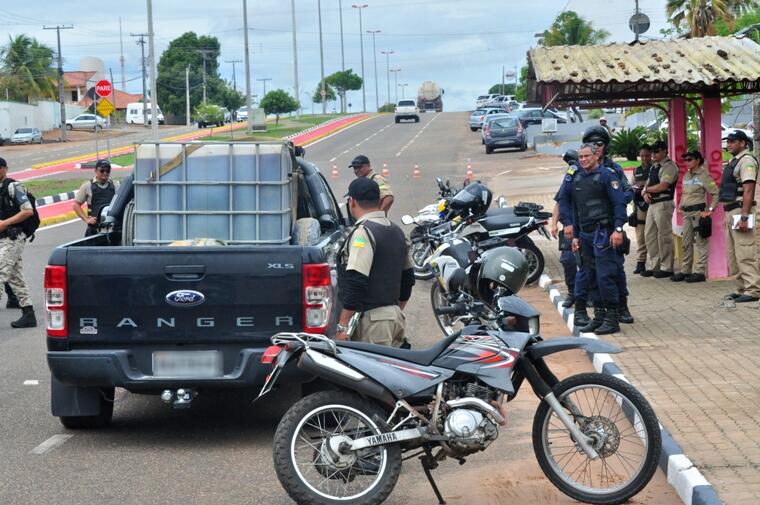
[511,108,567,127]
[394,99,420,123]
[66,114,108,131]
[480,113,512,144]
[194,103,227,128]
[10,127,43,144]
[125,103,165,125]
[236,107,248,121]
[469,108,504,131]
[475,94,499,108]
[484,117,527,154]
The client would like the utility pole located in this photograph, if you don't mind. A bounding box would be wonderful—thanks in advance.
[147,0,159,140]
[352,4,368,113]
[338,0,345,71]
[381,50,393,108]
[367,30,380,112]
[186,65,191,126]
[634,0,641,43]
[196,49,215,103]
[225,59,242,91]
[257,78,272,96]
[501,64,505,95]
[130,32,149,126]
[119,17,126,91]
[398,83,408,99]
[243,0,252,133]
[317,0,327,115]
[43,24,73,142]
[389,68,401,104]
[290,0,300,117]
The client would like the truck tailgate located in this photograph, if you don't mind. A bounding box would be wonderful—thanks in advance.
[66,246,304,344]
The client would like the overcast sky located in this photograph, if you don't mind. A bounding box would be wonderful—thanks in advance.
[1,1,671,111]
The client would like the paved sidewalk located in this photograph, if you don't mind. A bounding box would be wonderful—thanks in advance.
[524,191,760,505]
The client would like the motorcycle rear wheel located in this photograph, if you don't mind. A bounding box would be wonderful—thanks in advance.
[273,391,402,505]
[516,236,544,284]
[410,226,435,280]
[430,283,463,336]
[532,373,661,505]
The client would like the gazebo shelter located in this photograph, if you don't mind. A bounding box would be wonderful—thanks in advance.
[527,35,760,278]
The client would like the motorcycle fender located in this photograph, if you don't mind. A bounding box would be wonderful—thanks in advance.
[527,337,622,360]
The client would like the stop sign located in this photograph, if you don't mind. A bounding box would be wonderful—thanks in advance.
[95,80,112,98]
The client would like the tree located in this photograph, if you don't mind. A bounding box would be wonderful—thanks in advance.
[514,66,529,102]
[0,34,56,103]
[218,83,245,113]
[312,80,336,104]
[666,0,757,37]
[539,11,610,46]
[325,69,362,113]
[260,89,299,125]
[715,6,760,41]
[488,83,516,95]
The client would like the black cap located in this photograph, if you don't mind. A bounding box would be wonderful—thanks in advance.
[726,130,751,143]
[0,157,6,168]
[651,140,668,152]
[345,177,380,201]
[349,154,370,168]
[95,159,111,170]
[681,150,704,163]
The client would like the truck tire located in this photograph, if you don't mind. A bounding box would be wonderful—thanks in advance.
[59,387,115,430]
[292,218,321,246]
[485,146,494,154]
[414,117,419,123]
[395,117,400,124]
[122,200,135,246]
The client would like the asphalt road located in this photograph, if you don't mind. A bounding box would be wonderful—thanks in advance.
[0,112,678,505]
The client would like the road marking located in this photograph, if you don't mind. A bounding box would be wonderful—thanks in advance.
[31,434,73,455]
[495,169,512,177]
[23,380,39,385]
[328,122,393,163]
[305,114,380,153]
[395,114,440,157]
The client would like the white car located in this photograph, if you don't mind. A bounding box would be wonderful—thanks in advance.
[10,127,43,144]
[475,94,499,108]
[394,99,419,123]
[66,114,107,131]
[236,107,248,121]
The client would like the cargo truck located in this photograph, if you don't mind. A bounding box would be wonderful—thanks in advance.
[417,81,443,113]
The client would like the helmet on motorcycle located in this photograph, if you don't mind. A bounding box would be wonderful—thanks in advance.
[476,246,529,301]
[449,182,492,216]
[562,149,579,167]
[582,125,611,145]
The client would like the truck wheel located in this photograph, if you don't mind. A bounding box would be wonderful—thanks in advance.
[122,200,135,246]
[470,127,477,132]
[292,218,320,246]
[414,117,419,123]
[59,387,115,430]
[485,146,494,154]
[395,118,400,124]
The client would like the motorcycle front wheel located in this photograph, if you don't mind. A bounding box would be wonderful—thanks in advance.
[430,283,466,336]
[410,226,435,280]
[273,391,402,505]
[532,373,661,505]
[516,236,544,284]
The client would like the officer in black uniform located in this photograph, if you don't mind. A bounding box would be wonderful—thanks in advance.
[336,177,415,346]
[72,159,119,236]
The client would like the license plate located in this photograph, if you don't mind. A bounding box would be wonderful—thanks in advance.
[152,351,223,378]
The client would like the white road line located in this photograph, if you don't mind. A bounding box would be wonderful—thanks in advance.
[495,169,512,177]
[304,114,380,152]
[31,434,73,455]
[15,170,68,181]
[395,114,440,157]
[23,380,39,385]
[37,218,81,232]
[329,123,392,163]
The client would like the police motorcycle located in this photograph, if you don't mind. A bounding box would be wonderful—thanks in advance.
[257,247,662,505]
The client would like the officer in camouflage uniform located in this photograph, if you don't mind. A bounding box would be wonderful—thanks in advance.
[719,130,760,302]
[672,151,719,283]
[349,155,394,213]
[0,157,37,328]
[336,177,415,346]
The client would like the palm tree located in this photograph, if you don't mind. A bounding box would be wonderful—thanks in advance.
[0,34,57,103]
[540,11,611,47]
[666,0,758,37]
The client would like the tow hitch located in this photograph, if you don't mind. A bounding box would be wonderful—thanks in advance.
[161,388,197,409]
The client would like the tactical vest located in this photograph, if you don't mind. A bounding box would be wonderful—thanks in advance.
[572,170,613,228]
[634,164,651,183]
[719,154,757,202]
[338,219,407,311]
[88,180,116,220]
[646,162,676,203]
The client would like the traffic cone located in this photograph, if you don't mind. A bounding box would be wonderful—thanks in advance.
[382,163,389,177]
[331,164,338,178]
[466,163,473,178]
[413,164,421,178]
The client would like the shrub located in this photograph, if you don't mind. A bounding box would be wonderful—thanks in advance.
[588,108,604,119]
[610,127,647,161]
[378,102,395,113]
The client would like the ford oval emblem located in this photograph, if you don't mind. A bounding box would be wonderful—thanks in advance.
[165,290,206,308]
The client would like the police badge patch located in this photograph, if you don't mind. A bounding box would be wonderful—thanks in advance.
[611,180,620,190]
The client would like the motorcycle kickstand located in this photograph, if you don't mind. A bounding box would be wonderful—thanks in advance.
[420,449,446,505]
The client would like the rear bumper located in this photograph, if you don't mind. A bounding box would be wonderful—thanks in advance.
[485,136,524,147]
[48,348,310,390]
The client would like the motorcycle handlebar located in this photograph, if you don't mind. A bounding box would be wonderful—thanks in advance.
[434,304,466,316]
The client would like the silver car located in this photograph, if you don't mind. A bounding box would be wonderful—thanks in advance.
[480,113,512,144]
[468,108,504,131]
[66,114,108,131]
[10,127,43,144]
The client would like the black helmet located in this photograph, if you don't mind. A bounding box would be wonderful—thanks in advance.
[582,125,611,145]
[449,182,492,216]
[476,246,529,301]
[95,159,111,170]
[562,149,579,166]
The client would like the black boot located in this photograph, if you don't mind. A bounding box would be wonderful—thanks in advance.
[573,299,591,327]
[11,306,37,328]
[618,297,634,324]
[562,294,575,308]
[595,306,621,335]
[578,305,606,333]
[4,283,20,309]
[633,262,645,274]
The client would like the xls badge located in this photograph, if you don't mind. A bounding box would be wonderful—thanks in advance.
[165,290,206,308]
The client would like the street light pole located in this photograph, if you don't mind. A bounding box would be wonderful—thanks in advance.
[367,30,380,112]
[381,50,393,107]
[225,59,242,92]
[257,78,272,96]
[352,4,368,113]
[338,0,345,71]
[290,0,300,117]
[147,0,159,141]
[398,83,408,99]
[317,0,327,115]
[389,68,400,104]
[185,65,190,126]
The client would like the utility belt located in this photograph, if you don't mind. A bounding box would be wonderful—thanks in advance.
[0,226,23,240]
[580,221,611,233]
[724,201,756,212]
[650,196,674,204]
[681,203,706,212]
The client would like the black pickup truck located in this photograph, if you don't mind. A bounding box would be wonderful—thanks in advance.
[45,146,348,428]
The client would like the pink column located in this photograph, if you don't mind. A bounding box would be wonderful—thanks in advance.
[668,98,689,222]
[702,94,728,278]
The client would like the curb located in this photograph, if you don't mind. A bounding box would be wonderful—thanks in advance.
[35,191,76,207]
[40,211,77,228]
[538,273,723,505]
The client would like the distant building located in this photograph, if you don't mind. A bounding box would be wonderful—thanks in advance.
[63,71,97,105]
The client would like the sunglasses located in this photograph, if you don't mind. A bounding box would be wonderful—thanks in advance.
[97,169,111,173]
[683,157,695,161]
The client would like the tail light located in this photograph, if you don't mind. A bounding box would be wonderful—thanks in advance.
[44,265,68,338]
[517,121,524,135]
[261,345,283,364]
[483,125,490,135]
[303,263,332,333]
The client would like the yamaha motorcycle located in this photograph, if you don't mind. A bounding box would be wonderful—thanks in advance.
[258,301,661,505]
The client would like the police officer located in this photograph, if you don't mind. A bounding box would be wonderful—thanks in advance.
[570,144,628,335]
[631,145,653,274]
[718,130,760,302]
[72,159,119,236]
[552,149,579,308]
[642,140,678,278]
[673,151,719,283]
[0,157,37,328]
[336,177,415,346]
[349,155,394,213]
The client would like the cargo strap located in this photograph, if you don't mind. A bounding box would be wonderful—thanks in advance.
[156,144,205,178]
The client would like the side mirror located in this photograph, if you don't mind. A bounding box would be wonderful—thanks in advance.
[400,214,415,225]
[294,146,306,158]
[318,214,336,231]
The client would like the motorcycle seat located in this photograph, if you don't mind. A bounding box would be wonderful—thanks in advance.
[336,332,460,366]
[479,209,531,231]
